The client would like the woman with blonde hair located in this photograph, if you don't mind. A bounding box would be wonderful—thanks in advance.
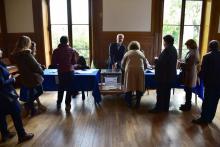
[179,39,200,111]
[121,41,148,107]
[11,36,44,116]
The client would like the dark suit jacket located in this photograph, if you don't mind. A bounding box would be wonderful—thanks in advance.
[199,50,220,88]
[108,43,126,69]
[155,45,177,85]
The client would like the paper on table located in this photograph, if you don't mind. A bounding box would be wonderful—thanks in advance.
[75,69,96,74]
[105,76,117,86]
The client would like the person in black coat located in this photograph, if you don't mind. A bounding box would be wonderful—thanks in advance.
[108,34,126,69]
[0,49,34,143]
[192,40,220,124]
[149,35,177,113]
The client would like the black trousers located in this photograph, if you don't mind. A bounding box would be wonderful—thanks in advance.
[200,87,220,122]
[0,100,26,138]
[184,86,192,105]
[155,84,172,111]
[57,72,75,106]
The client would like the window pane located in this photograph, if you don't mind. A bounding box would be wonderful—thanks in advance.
[50,0,68,24]
[72,25,89,59]
[51,25,68,49]
[163,0,182,25]
[162,25,180,50]
[184,1,203,25]
[181,25,200,59]
[71,0,89,24]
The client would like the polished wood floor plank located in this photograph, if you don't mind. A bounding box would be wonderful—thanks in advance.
[1,90,220,147]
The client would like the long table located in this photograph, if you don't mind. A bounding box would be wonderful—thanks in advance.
[145,69,204,99]
[43,69,101,104]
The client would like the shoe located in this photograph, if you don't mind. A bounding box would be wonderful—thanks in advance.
[65,105,71,112]
[1,132,16,142]
[192,118,209,125]
[18,133,34,143]
[38,104,47,112]
[179,104,191,111]
[148,108,162,113]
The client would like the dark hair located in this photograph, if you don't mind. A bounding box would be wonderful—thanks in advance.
[209,40,219,51]
[163,35,174,46]
[60,36,69,44]
[31,41,36,49]
[128,41,140,50]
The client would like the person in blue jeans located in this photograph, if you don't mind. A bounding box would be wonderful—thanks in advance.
[0,48,34,143]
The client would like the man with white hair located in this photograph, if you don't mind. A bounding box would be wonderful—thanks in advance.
[108,34,126,69]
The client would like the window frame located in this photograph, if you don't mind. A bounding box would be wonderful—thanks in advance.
[48,0,92,63]
[162,0,204,59]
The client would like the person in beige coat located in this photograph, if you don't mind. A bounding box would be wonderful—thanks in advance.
[121,41,148,108]
[179,39,200,111]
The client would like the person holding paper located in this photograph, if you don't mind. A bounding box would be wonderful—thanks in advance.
[121,41,148,108]
[108,34,126,69]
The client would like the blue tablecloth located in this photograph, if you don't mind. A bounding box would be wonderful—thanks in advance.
[43,69,101,104]
[145,69,204,99]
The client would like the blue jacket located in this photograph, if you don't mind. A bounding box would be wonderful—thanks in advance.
[108,43,126,69]
[0,61,18,103]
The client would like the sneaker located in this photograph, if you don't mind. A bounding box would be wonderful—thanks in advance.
[18,133,34,143]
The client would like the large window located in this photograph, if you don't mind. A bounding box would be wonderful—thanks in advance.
[50,0,90,62]
[162,0,203,59]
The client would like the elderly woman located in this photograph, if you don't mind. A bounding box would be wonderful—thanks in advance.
[179,39,200,111]
[121,41,148,108]
[0,48,34,143]
[11,36,44,116]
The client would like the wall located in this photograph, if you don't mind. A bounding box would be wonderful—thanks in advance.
[0,0,47,65]
[92,0,163,68]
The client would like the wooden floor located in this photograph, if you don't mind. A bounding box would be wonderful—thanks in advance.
[1,89,220,147]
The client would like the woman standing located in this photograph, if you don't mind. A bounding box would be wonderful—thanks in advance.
[0,48,34,143]
[11,36,44,116]
[121,41,147,108]
[179,39,200,111]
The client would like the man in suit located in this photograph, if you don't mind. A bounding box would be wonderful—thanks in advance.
[108,34,126,69]
[192,40,220,124]
[149,35,177,113]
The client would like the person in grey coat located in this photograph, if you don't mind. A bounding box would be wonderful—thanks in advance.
[149,35,177,113]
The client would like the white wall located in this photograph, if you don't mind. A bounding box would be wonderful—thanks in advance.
[4,0,34,33]
[103,0,152,32]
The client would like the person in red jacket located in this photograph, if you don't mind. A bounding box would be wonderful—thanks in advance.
[51,36,77,112]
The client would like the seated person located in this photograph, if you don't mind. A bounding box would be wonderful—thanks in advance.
[0,48,34,143]
[74,51,90,70]
[108,34,126,69]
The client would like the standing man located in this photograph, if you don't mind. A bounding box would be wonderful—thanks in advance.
[108,34,126,69]
[192,40,220,124]
[150,35,177,113]
[51,36,77,112]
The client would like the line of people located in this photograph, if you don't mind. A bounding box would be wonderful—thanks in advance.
[109,34,220,124]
